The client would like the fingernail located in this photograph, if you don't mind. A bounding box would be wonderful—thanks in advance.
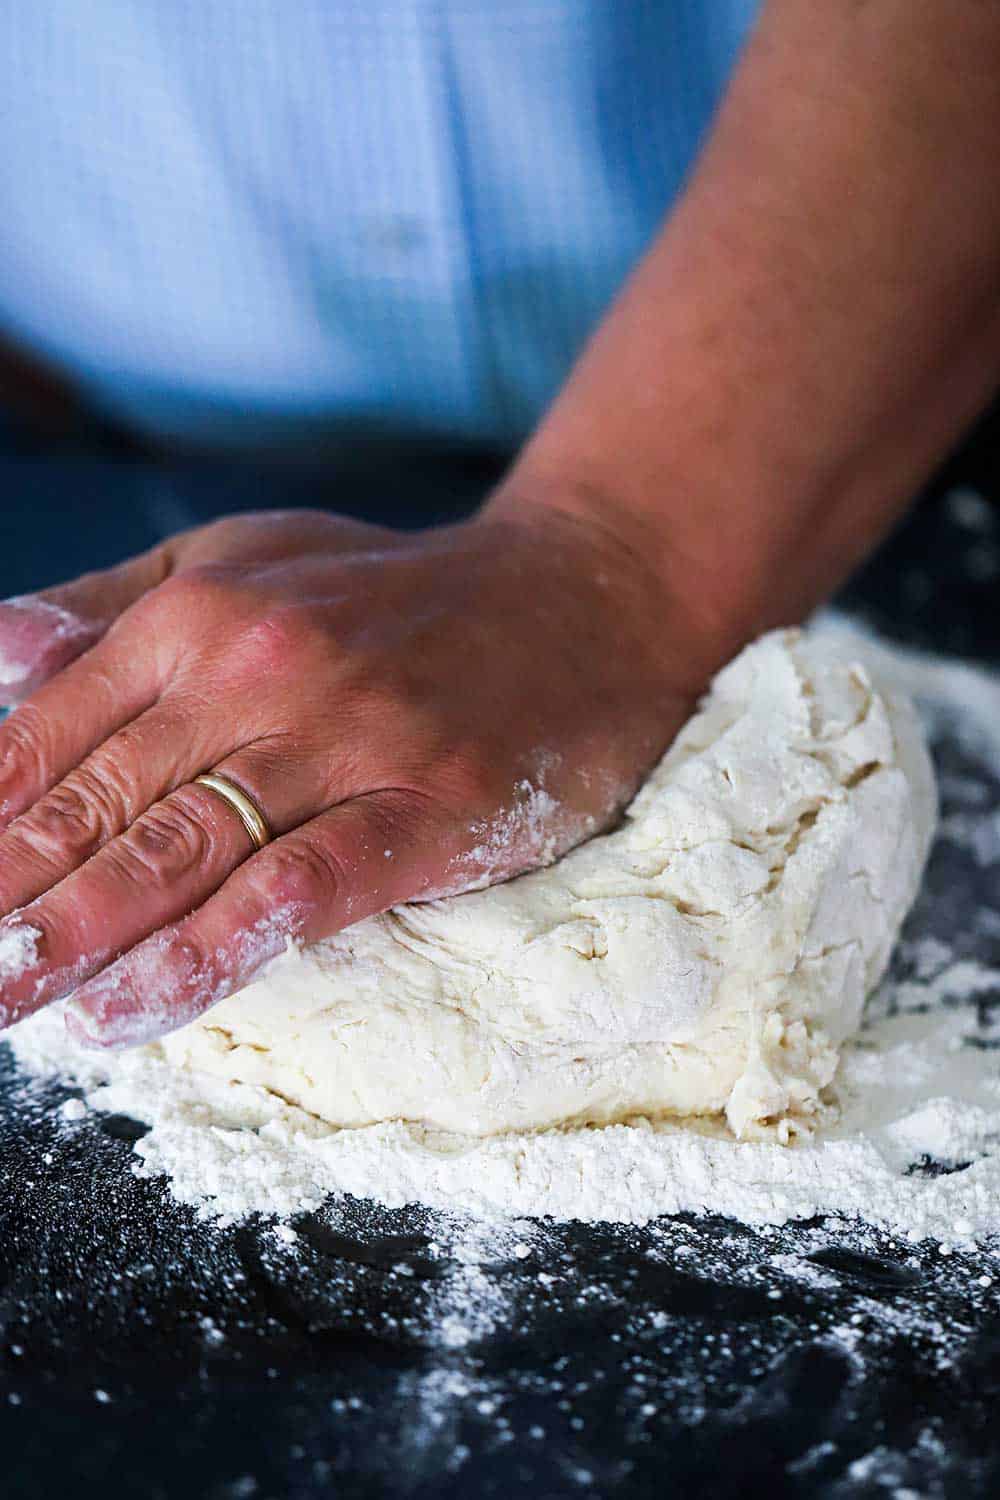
[64,1000,146,1050]
[64,967,150,1049]
[63,1006,113,1049]
[65,999,167,1050]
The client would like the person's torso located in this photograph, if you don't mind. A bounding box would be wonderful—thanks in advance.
[0,0,757,450]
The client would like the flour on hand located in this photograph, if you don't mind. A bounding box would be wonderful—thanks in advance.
[154,629,934,1142]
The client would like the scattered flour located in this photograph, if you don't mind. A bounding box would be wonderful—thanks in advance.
[12,965,1000,1243]
[5,619,1000,1247]
[436,770,595,898]
[0,922,42,985]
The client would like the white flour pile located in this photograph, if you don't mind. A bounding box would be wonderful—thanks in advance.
[6,618,1000,1244]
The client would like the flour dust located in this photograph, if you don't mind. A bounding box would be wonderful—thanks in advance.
[4,616,1000,1497]
[6,619,1000,1249]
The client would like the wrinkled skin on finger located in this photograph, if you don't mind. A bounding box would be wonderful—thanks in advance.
[0,501,711,1046]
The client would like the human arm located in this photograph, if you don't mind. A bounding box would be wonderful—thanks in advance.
[490,0,1000,662]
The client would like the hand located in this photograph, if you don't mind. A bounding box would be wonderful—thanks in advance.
[0,499,711,1048]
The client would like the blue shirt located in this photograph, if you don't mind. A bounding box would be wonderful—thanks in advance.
[0,2,757,450]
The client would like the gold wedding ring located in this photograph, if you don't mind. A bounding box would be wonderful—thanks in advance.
[194,772,272,852]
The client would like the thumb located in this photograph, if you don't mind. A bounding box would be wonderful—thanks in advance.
[0,543,170,706]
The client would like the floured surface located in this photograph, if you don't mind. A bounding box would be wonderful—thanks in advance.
[8,619,1000,1246]
[11,945,1000,1242]
[1,463,999,1499]
[160,627,935,1143]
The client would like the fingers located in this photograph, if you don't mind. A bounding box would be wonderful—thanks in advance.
[0,697,225,908]
[0,755,317,1030]
[0,626,164,830]
[63,790,437,1048]
[0,545,169,705]
[0,507,400,708]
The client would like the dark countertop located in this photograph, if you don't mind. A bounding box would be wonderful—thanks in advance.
[1,433,999,1500]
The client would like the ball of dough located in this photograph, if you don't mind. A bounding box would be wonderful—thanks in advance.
[159,629,936,1141]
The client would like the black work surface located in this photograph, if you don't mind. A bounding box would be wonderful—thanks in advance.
[1,441,999,1500]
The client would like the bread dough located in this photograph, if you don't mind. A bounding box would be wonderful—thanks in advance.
[160,630,936,1140]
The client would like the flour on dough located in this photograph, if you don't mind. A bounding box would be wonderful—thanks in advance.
[160,629,936,1141]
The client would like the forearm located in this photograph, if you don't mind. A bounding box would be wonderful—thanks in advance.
[491,0,1000,667]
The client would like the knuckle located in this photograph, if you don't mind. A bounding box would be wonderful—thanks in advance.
[136,564,257,679]
[154,930,214,993]
[234,608,313,676]
[0,703,59,787]
[192,515,255,552]
[17,746,147,864]
[18,779,110,863]
[174,560,248,593]
[250,836,347,912]
[15,903,83,977]
[108,794,216,891]
[148,562,250,621]
[198,509,317,548]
